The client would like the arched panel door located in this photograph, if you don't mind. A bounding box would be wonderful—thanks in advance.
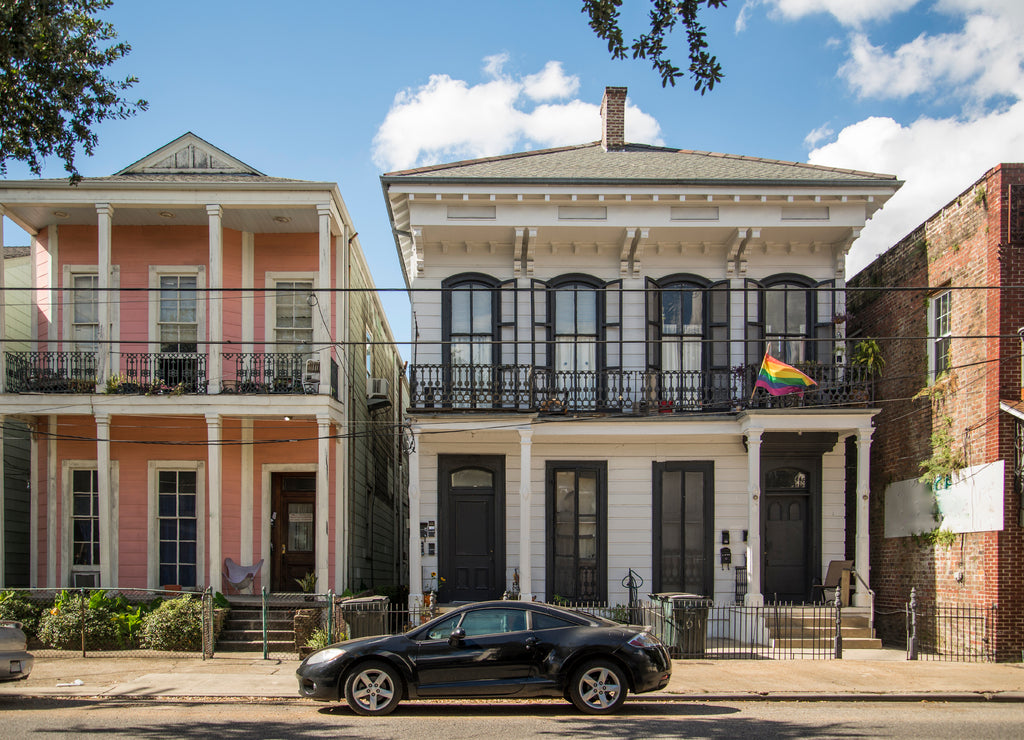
[762,466,811,602]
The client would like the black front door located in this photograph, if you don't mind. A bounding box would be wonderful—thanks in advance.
[439,455,504,602]
[762,466,813,602]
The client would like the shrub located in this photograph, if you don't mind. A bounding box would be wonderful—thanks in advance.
[37,593,121,650]
[0,592,44,639]
[141,596,203,651]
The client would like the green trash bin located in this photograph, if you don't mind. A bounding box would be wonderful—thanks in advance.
[650,593,708,658]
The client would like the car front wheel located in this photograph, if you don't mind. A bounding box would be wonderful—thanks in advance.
[343,660,403,716]
[568,659,627,714]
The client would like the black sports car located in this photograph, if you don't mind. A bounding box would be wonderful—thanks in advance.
[296,600,671,715]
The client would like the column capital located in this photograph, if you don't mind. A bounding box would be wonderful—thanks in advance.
[204,412,221,427]
[95,203,114,218]
[744,427,764,446]
[206,204,223,218]
[316,414,332,428]
[95,413,111,427]
[518,428,533,444]
[316,203,332,218]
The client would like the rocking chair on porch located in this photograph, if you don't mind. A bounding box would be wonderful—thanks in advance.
[224,558,264,594]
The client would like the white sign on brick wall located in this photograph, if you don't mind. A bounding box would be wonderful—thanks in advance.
[884,460,1004,537]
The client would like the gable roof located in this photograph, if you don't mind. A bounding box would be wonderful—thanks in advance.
[115,132,265,176]
[383,142,898,188]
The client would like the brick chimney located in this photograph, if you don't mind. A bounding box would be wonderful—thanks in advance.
[600,86,627,151]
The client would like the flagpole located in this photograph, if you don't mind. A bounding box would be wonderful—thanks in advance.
[750,351,768,401]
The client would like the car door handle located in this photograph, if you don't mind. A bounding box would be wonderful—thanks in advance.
[524,636,538,650]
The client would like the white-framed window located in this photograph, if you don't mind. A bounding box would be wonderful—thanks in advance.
[148,266,206,353]
[70,274,99,353]
[71,468,100,570]
[274,281,314,354]
[929,289,952,380]
[148,461,205,589]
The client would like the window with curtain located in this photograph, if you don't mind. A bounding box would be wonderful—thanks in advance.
[764,279,809,364]
[274,281,314,355]
[443,275,497,406]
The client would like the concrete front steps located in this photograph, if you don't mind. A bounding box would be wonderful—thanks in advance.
[216,602,298,653]
[767,607,883,650]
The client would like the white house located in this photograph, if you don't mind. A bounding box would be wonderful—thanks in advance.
[382,87,901,609]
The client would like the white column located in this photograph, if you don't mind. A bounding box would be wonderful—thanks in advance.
[240,419,254,563]
[47,416,57,587]
[207,205,223,394]
[95,204,113,391]
[96,413,113,586]
[334,432,347,591]
[316,205,332,395]
[745,428,764,606]
[0,209,6,392]
[29,423,38,587]
[407,427,422,610]
[518,429,533,600]
[206,413,222,592]
[854,427,873,607]
[316,415,331,590]
[0,417,5,585]
[241,232,255,357]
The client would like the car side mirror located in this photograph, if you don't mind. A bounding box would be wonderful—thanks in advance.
[448,627,466,647]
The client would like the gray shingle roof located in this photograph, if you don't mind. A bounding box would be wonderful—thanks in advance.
[383,142,898,187]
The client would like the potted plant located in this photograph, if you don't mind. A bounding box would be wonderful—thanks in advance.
[295,571,317,596]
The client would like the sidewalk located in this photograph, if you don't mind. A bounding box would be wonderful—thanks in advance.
[2,649,1023,702]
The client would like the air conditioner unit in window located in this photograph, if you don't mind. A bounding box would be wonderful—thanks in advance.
[72,571,99,588]
[368,377,389,399]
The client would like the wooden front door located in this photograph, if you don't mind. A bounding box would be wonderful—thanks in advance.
[439,455,504,602]
[271,473,316,592]
[762,466,812,602]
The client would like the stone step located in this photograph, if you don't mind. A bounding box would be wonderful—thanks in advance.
[767,627,875,639]
[220,629,294,642]
[216,640,296,653]
[772,637,883,650]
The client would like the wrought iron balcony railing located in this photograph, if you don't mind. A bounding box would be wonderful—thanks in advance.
[221,352,315,394]
[4,351,98,393]
[111,353,208,395]
[409,363,875,413]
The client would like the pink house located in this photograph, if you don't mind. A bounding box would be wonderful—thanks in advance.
[0,134,407,594]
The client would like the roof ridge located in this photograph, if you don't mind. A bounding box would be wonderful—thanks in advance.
[383,142,600,176]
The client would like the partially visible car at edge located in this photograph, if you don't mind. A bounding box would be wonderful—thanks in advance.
[297,600,671,715]
[0,620,33,682]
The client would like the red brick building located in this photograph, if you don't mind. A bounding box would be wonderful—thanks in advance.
[849,163,1024,661]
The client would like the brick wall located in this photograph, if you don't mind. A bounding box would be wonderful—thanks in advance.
[850,163,1024,661]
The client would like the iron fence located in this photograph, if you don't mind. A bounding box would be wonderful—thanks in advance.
[4,351,98,393]
[221,352,312,394]
[0,587,216,658]
[905,589,995,662]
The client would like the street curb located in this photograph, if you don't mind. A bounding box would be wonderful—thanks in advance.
[639,691,1024,703]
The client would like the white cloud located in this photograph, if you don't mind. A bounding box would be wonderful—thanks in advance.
[803,123,834,149]
[522,62,579,101]
[808,102,1024,276]
[743,0,921,29]
[373,61,663,171]
[840,11,1024,102]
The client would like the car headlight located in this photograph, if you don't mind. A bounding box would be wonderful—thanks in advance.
[627,631,661,649]
[305,647,346,666]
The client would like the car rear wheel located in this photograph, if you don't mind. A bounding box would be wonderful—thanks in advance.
[568,659,627,714]
[344,660,402,716]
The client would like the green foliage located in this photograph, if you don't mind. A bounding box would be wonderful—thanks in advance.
[37,592,121,649]
[581,0,727,93]
[213,591,231,609]
[304,627,333,650]
[140,596,203,651]
[912,528,958,548]
[295,572,317,593]
[918,415,965,489]
[0,591,44,639]
[0,0,147,182]
[851,338,886,374]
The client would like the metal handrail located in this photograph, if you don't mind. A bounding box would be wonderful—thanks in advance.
[850,568,875,634]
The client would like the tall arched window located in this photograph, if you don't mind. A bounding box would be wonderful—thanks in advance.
[746,274,835,367]
[442,274,499,406]
[648,275,729,407]
[548,275,604,407]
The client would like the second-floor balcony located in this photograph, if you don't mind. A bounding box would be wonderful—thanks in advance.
[409,363,875,414]
[3,351,337,398]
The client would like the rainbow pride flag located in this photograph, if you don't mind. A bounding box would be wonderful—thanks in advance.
[754,352,817,397]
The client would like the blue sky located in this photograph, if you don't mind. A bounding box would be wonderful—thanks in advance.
[4,0,1024,349]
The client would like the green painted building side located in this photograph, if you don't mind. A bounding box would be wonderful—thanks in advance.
[3,249,31,585]
[343,250,408,595]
